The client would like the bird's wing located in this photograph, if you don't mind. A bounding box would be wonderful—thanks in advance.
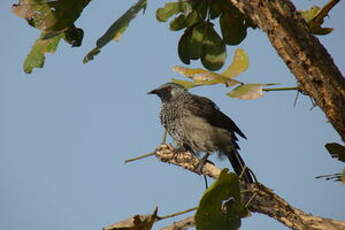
[185,95,247,139]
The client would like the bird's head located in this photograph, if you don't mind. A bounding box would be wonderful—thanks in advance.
[148,82,187,102]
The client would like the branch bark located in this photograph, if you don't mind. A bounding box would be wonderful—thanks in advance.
[227,0,345,141]
[155,144,345,230]
[160,216,195,230]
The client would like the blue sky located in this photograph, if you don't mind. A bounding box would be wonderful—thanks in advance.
[1,0,344,229]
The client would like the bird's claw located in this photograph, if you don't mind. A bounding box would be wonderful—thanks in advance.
[196,162,204,175]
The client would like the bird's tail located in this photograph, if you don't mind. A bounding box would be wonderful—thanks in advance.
[226,150,255,183]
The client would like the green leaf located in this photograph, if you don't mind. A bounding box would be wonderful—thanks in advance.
[168,0,207,31]
[308,27,333,35]
[195,169,248,230]
[23,32,63,74]
[341,169,345,184]
[156,1,192,22]
[169,14,188,31]
[63,25,84,47]
[83,0,147,63]
[194,0,208,22]
[220,11,247,45]
[178,28,193,64]
[12,0,90,33]
[325,143,345,163]
[170,13,198,31]
[209,0,225,19]
[169,10,200,31]
[189,23,206,59]
[201,22,226,71]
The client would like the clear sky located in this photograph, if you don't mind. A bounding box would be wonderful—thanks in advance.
[1,0,344,229]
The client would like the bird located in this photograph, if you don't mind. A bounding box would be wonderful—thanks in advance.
[148,82,254,183]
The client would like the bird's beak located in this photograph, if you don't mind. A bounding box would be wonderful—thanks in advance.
[147,89,159,95]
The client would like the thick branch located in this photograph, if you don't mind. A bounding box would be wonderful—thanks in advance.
[155,144,345,230]
[227,0,345,141]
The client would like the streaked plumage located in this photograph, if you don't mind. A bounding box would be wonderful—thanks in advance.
[149,83,254,183]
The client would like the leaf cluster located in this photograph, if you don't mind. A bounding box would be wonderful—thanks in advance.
[12,0,337,73]
[12,0,90,73]
[171,48,279,100]
[156,0,254,71]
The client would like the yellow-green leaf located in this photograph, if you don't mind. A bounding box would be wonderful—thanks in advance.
[300,6,320,23]
[171,78,197,89]
[222,48,249,80]
[83,0,147,63]
[156,1,192,22]
[299,0,340,36]
[169,14,189,31]
[227,84,264,100]
[171,66,241,87]
[309,27,333,35]
[23,32,63,74]
[171,66,207,78]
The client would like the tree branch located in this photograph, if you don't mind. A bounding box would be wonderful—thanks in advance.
[227,0,345,141]
[160,216,195,230]
[155,144,345,230]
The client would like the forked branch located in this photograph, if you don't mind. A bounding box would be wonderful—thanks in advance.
[155,144,345,230]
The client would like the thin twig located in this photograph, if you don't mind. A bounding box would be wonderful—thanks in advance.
[124,151,155,163]
[125,130,169,164]
[157,207,197,221]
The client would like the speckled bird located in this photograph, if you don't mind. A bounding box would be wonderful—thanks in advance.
[148,82,254,183]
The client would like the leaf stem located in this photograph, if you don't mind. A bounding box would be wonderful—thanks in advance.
[161,129,168,144]
[263,86,299,92]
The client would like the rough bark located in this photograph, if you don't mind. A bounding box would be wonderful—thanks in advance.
[227,0,345,141]
[155,144,345,230]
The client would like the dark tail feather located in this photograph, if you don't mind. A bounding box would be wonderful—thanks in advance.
[226,150,254,183]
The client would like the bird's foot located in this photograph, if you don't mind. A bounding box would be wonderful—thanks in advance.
[196,153,210,175]
[196,161,205,175]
